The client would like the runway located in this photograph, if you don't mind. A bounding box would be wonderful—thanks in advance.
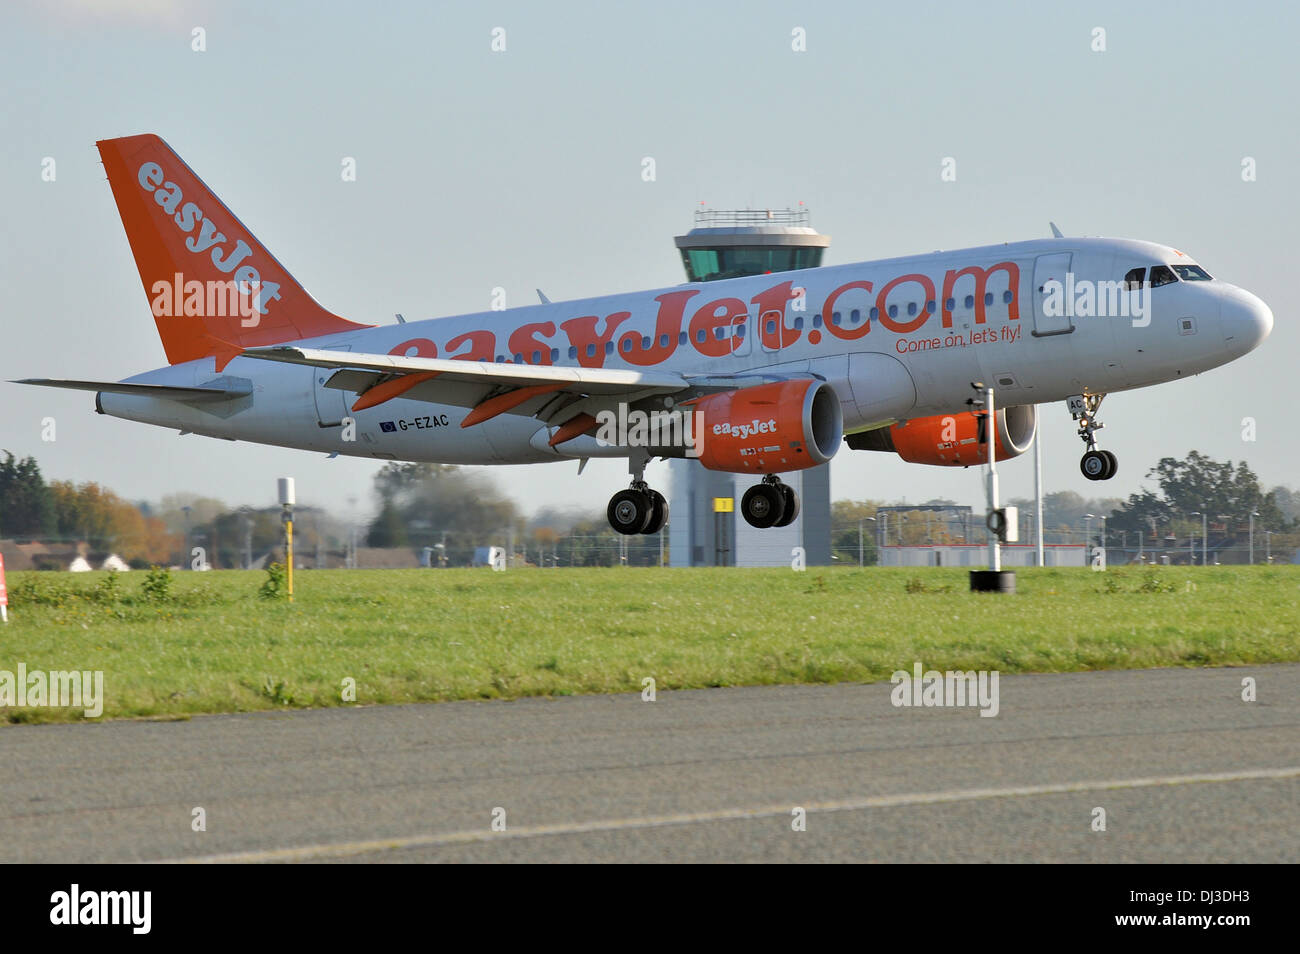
[2,665,1296,863]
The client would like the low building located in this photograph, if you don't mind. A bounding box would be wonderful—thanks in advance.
[877,544,1088,567]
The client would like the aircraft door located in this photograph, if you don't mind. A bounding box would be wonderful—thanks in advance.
[1031,253,1074,337]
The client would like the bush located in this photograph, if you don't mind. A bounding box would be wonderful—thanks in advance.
[259,562,288,600]
[91,570,122,605]
[1138,572,1176,594]
[140,566,173,603]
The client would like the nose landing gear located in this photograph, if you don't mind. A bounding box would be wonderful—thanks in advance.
[740,475,800,529]
[1070,393,1118,480]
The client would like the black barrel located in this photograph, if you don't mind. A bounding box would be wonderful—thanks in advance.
[969,569,1016,593]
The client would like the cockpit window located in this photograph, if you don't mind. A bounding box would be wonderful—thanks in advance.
[1149,265,1177,287]
[1123,267,1145,290]
[1171,263,1212,281]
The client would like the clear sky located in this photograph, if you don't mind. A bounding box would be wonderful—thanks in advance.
[2,0,1295,523]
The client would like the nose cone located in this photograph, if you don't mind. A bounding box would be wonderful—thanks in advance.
[1221,287,1273,354]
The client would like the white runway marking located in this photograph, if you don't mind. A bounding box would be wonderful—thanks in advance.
[160,765,1300,863]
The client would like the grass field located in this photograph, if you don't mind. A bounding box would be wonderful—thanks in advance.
[1,565,1297,724]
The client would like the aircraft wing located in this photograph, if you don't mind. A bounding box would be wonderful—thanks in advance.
[242,346,689,394]
[240,345,695,436]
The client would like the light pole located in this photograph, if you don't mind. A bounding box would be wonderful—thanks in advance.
[1265,530,1273,564]
[1215,514,1231,566]
[1249,511,1260,565]
[859,516,876,568]
[240,506,252,570]
[1084,513,1094,554]
[347,495,358,569]
[1034,415,1044,567]
[1191,511,1207,566]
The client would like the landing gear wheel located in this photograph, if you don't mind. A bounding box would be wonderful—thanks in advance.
[773,484,800,527]
[741,483,787,529]
[1069,393,1116,480]
[1100,450,1118,479]
[608,489,653,535]
[1080,449,1114,481]
[643,490,669,535]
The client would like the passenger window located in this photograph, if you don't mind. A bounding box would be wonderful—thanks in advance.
[1149,265,1177,287]
[1123,267,1146,290]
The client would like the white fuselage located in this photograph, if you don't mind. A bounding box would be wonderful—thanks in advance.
[99,236,1273,466]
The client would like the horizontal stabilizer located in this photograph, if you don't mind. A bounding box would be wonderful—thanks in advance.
[13,378,253,403]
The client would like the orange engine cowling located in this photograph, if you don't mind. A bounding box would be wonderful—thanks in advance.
[690,379,843,474]
[846,405,1037,466]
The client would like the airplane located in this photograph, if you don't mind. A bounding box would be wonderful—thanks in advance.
[17,134,1274,535]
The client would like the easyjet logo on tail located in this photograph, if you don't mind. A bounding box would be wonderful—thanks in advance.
[136,162,281,317]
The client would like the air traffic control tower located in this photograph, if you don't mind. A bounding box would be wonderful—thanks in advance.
[668,209,833,567]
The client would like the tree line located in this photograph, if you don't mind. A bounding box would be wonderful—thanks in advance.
[4,448,1296,569]
[0,452,174,565]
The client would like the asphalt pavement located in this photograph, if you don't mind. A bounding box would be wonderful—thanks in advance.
[1,665,1295,863]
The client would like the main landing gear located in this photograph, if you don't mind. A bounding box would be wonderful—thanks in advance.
[604,462,802,534]
[607,453,668,535]
[740,475,800,529]
[607,482,668,535]
[1069,393,1119,481]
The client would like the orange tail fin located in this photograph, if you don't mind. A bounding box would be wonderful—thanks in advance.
[97,134,369,368]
